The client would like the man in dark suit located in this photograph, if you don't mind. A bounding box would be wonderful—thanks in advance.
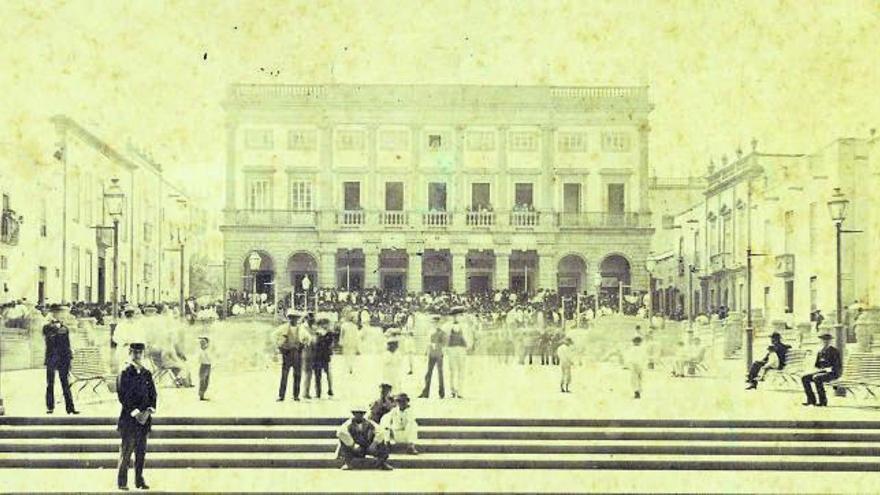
[801,333,842,407]
[43,305,78,415]
[275,312,304,401]
[418,316,447,399]
[746,332,791,390]
[116,342,158,490]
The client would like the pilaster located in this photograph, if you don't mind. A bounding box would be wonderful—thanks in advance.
[452,247,468,293]
[364,247,379,289]
[495,249,510,291]
[407,251,423,293]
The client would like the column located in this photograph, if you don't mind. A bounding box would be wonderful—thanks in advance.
[538,250,555,291]
[541,125,556,212]
[497,126,509,225]
[367,125,378,214]
[495,250,510,291]
[407,252,423,293]
[319,124,334,228]
[364,248,379,289]
[225,121,238,211]
[452,248,467,293]
[319,249,336,289]
[638,122,650,213]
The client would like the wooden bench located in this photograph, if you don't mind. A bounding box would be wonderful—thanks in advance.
[69,346,113,397]
[764,348,810,386]
[832,353,880,399]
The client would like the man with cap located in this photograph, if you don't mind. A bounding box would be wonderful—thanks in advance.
[43,304,78,414]
[370,383,396,424]
[336,404,392,470]
[418,315,447,399]
[197,335,212,401]
[116,342,157,490]
[746,332,791,390]
[801,332,842,406]
[312,316,335,399]
[380,393,419,455]
[274,311,305,401]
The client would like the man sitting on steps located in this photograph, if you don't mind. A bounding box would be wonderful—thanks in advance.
[336,405,393,471]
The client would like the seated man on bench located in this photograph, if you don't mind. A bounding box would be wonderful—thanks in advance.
[336,404,393,471]
[746,332,791,390]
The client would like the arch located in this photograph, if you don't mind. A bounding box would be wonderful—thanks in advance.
[241,250,276,302]
[287,252,319,295]
[557,253,587,295]
[599,253,631,284]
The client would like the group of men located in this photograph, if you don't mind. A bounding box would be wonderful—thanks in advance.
[273,311,336,401]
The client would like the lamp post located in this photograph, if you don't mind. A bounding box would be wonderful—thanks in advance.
[645,257,657,324]
[104,178,125,351]
[247,252,262,308]
[745,246,768,370]
[302,275,312,312]
[827,188,861,375]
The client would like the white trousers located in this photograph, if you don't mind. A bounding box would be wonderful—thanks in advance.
[446,347,467,395]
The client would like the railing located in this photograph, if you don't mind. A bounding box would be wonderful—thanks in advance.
[223,209,317,227]
[338,210,365,226]
[422,211,450,227]
[466,211,495,227]
[510,211,540,228]
[379,211,408,226]
[0,210,21,245]
[709,253,733,273]
[557,212,651,228]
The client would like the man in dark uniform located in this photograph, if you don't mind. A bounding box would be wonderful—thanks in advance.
[418,316,446,399]
[43,305,78,415]
[746,332,791,390]
[801,333,842,407]
[116,342,158,490]
[312,317,335,398]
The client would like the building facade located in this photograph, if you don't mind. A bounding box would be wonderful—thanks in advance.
[653,134,880,329]
[221,84,655,301]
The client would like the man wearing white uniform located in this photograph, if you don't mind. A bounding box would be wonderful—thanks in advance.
[445,308,470,399]
[380,393,419,455]
[339,312,361,375]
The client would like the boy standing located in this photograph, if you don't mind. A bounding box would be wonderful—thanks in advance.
[556,337,575,393]
[197,336,212,401]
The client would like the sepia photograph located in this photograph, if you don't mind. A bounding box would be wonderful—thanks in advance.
[1,1,879,493]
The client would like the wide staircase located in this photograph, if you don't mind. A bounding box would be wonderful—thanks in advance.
[2,416,880,471]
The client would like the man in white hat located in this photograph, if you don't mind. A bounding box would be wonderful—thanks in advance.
[336,405,392,470]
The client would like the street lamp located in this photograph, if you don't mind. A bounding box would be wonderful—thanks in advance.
[104,178,125,350]
[247,252,262,307]
[745,246,767,370]
[827,187,861,370]
[645,256,657,324]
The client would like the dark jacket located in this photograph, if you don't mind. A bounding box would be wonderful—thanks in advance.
[313,332,335,366]
[815,346,842,378]
[43,322,72,367]
[772,342,792,369]
[117,363,158,433]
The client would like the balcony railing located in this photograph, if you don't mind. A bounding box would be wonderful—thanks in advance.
[709,252,733,273]
[423,211,450,227]
[510,210,540,228]
[379,211,408,226]
[0,210,21,245]
[466,211,495,227]
[557,212,650,228]
[338,210,365,226]
[775,254,795,277]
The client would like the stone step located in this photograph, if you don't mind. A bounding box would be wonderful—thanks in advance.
[2,452,880,471]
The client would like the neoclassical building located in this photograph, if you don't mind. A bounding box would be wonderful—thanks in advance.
[220,84,655,301]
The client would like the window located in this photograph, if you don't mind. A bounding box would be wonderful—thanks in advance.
[245,129,273,149]
[289,181,313,211]
[70,173,80,223]
[784,279,794,314]
[466,131,495,151]
[287,129,317,150]
[144,263,153,283]
[40,197,47,237]
[783,210,795,253]
[1,193,8,210]
[336,130,365,151]
[0,255,7,270]
[428,134,442,150]
[662,215,675,229]
[143,222,153,243]
[85,250,93,302]
[509,131,538,152]
[607,184,625,214]
[428,182,447,211]
[343,182,361,210]
[557,132,587,153]
[514,183,534,208]
[563,184,581,213]
[471,183,491,209]
[601,131,632,152]
[379,130,409,151]
[247,178,271,210]
[385,182,404,211]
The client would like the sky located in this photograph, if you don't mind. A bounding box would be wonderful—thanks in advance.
[1,0,879,210]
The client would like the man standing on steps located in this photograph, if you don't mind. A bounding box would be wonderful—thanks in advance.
[43,304,78,415]
[801,332,842,407]
[274,312,304,402]
[116,342,157,491]
[419,315,447,399]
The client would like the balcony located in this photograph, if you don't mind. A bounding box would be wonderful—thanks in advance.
[379,211,408,227]
[510,210,540,228]
[0,210,21,245]
[422,211,451,228]
[95,228,114,248]
[466,211,495,227]
[775,254,795,278]
[224,209,317,227]
[338,210,365,227]
[709,252,733,273]
[557,212,651,229]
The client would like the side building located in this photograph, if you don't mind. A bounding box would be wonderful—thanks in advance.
[221,84,656,302]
